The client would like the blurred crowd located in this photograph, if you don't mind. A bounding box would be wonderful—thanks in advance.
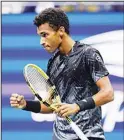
[2,1,124,14]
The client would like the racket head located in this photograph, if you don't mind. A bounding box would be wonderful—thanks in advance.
[23,64,55,102]
[23,65,86,140]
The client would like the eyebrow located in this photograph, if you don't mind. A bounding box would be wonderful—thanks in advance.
[37,31,46,35]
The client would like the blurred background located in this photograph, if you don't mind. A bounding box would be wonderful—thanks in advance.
[2,1,124,140]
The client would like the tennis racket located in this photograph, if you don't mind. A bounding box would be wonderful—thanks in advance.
[23,63,88,140]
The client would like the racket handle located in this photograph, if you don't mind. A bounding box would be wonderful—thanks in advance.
[48,107,88,139]
[49,105,88,140]
[67,118,88,140]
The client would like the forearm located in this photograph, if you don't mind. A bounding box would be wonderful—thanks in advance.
[76,87,114,111]
[77,88,114,111]
[40,103,53,113]
[23,100,53,113]
[93,88,114,107]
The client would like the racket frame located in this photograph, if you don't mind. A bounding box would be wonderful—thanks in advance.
[23,64,88,140]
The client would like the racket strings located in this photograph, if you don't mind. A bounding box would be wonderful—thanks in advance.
[26,67,56,100]
[24,64,87,140]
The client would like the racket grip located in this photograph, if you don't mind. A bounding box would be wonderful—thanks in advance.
[69,121,88,140]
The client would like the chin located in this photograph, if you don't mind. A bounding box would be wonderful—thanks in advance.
[45,46,57,53]
[46,49,54,53]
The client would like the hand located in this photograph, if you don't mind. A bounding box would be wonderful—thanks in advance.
[54,103,80,117]
[10,93,26,109]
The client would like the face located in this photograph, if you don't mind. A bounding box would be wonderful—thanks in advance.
[37,23,63,53]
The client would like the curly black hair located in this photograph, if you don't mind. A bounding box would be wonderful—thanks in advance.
[33,8,70,34]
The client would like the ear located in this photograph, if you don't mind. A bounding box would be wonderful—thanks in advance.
[59,26,65,38]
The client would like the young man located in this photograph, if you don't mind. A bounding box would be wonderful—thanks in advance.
[10,8,114,140]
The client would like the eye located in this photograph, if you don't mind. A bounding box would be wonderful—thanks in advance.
[41,33,48,38]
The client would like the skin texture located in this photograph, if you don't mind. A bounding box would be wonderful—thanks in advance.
[10,23,114,117]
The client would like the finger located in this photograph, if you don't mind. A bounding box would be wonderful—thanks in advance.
[10,103,19,108]
[59,108,69,116]
[62,111,72,117]
[56,105,68,113]
[10,96,18,101]
[17,95,24,102]
[11,93,19,97]
[10,100,18,104]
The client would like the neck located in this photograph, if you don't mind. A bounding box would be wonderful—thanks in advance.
[59,34,75,55]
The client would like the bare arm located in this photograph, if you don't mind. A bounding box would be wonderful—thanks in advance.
[40,103,53,113]
[55,76,114,117]
[93,76,114,106]
[10,93,53,113]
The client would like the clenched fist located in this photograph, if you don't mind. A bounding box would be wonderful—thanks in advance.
[10,93,26,109]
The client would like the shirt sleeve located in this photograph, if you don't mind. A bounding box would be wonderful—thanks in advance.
[85,47,109,83]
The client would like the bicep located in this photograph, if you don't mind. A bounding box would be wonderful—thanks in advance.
[93,76,114,106]
[96,76,112,90]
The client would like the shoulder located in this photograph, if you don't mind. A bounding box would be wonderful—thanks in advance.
[76,41,97,53]
[76,41,100,58]
[82,44,101,59]
[83,44,98,55]
[77,42,104,63]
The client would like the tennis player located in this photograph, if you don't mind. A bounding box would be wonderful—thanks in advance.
[10,8,114,140]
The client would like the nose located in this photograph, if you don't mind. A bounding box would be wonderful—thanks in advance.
[40,37,45,46]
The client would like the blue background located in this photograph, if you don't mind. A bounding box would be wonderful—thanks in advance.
[2,12,124,140]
